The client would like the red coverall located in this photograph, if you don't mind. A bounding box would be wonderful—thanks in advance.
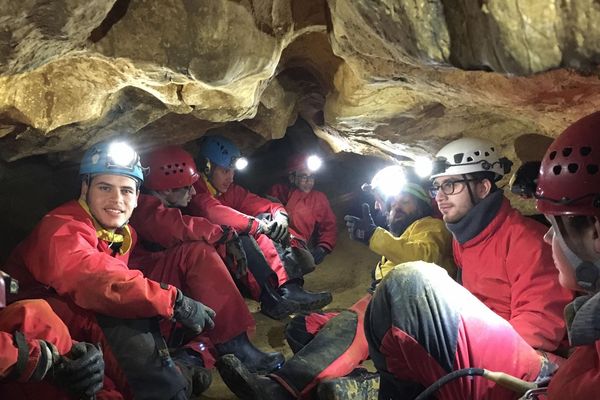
[266,183,337,252]
[0,300,99,399]
[187,177,301,298]
[3,200,181,399]
[366,197,574,400]
[129,194,254,346]
[547,292,600,399]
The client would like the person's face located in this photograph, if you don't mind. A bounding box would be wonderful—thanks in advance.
[81,174,139,231]
[544,215,600,292]
[210,165,235,193]
[388,193,418,227]
[293,169,315,193]
[164,185,196,208]
[432,174,487,223]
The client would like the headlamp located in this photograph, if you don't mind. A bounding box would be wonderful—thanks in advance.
[371,166,406,198]
[414,157,433,178]
[235,157,248,171]
[107,142,139,170]
[306,155,322,172]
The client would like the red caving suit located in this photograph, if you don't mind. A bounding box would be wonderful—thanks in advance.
[3,200,180,399]
[187,176,302,298]
[266,183,337,252]
[129,194,254,349]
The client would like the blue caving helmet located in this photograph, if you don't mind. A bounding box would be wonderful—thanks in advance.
[198,135,241,169]
[79,141,145,183]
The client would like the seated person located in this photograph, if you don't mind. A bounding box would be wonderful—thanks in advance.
[129,145,283,374]
[534,110,600,399]
[365,137,573,400]
[267,153,337,265]
[186,135,332,319]
[3,141,215,399]
[216,167,455,400]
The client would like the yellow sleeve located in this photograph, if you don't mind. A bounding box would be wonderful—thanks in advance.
[369,217,455,278]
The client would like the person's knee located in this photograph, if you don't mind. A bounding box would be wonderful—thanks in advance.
[382,261,449,298]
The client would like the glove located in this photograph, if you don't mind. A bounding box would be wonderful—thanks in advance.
[310,246,329,265]
[255,218,270,236]
[266,212,289,243]
[51,342,105,398]
[173,290,216,334]
[344,203,377,245]
[223,230,248,279]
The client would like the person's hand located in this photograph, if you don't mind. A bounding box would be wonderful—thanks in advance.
[173,290,216,334]
[310,246,330,265]
[255,218,270,236]
[222,230,248,279]
[266,212,289,243]
[344,203,377,245]
[51,342,105,398]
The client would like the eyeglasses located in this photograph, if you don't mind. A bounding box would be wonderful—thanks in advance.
[296,174,315,182]
[429,178,478,197]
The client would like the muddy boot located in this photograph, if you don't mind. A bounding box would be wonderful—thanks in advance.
[316,368,379,400]
[260,282,302,320]
[171,348,213,396]
[216,332,285,374]
[280,281,333,312]
[217,354,294,400]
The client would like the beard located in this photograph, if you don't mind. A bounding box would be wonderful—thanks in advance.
[388,212,421,236]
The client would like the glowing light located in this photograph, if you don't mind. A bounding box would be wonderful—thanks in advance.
[306,155,322,172]
[371,166,406,198]
[107,142,137,168]
[235,157,248,170]
[414,157,433,178]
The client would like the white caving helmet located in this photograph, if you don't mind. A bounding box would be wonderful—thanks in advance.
[430,137,512,181]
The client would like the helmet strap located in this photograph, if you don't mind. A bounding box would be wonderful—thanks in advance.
[463,174,478,206]
[553,217,600,292]
[203,158,212,176]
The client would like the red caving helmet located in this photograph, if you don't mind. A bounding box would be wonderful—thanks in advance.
[536,111,600,216]
[144,145,199,191]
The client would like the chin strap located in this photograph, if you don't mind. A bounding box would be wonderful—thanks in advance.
[551,217,600,291]
[201,174,219,196]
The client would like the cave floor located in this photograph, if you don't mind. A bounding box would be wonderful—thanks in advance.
[200,233,380,399]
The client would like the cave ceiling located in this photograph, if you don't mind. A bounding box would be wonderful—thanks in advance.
[1,0,600,168]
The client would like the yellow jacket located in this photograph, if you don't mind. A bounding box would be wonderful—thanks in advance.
[369,216,456,282]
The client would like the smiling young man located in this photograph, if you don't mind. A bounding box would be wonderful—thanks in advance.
[129,145,284,375]
[3,141,217,400]
[364,138,574,399]
[186,135,332,320]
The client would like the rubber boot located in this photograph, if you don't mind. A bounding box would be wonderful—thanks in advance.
[170,348,213,396]
[260,282,302,320]
[317,368,380,400]
[215,332,285,374]
[217,354,294,400]
[280,281,333,311]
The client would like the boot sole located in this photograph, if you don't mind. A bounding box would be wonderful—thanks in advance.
[316,373,380,400]
[216,354,260,400]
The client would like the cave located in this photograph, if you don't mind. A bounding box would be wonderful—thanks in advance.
[1,1,599,399]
